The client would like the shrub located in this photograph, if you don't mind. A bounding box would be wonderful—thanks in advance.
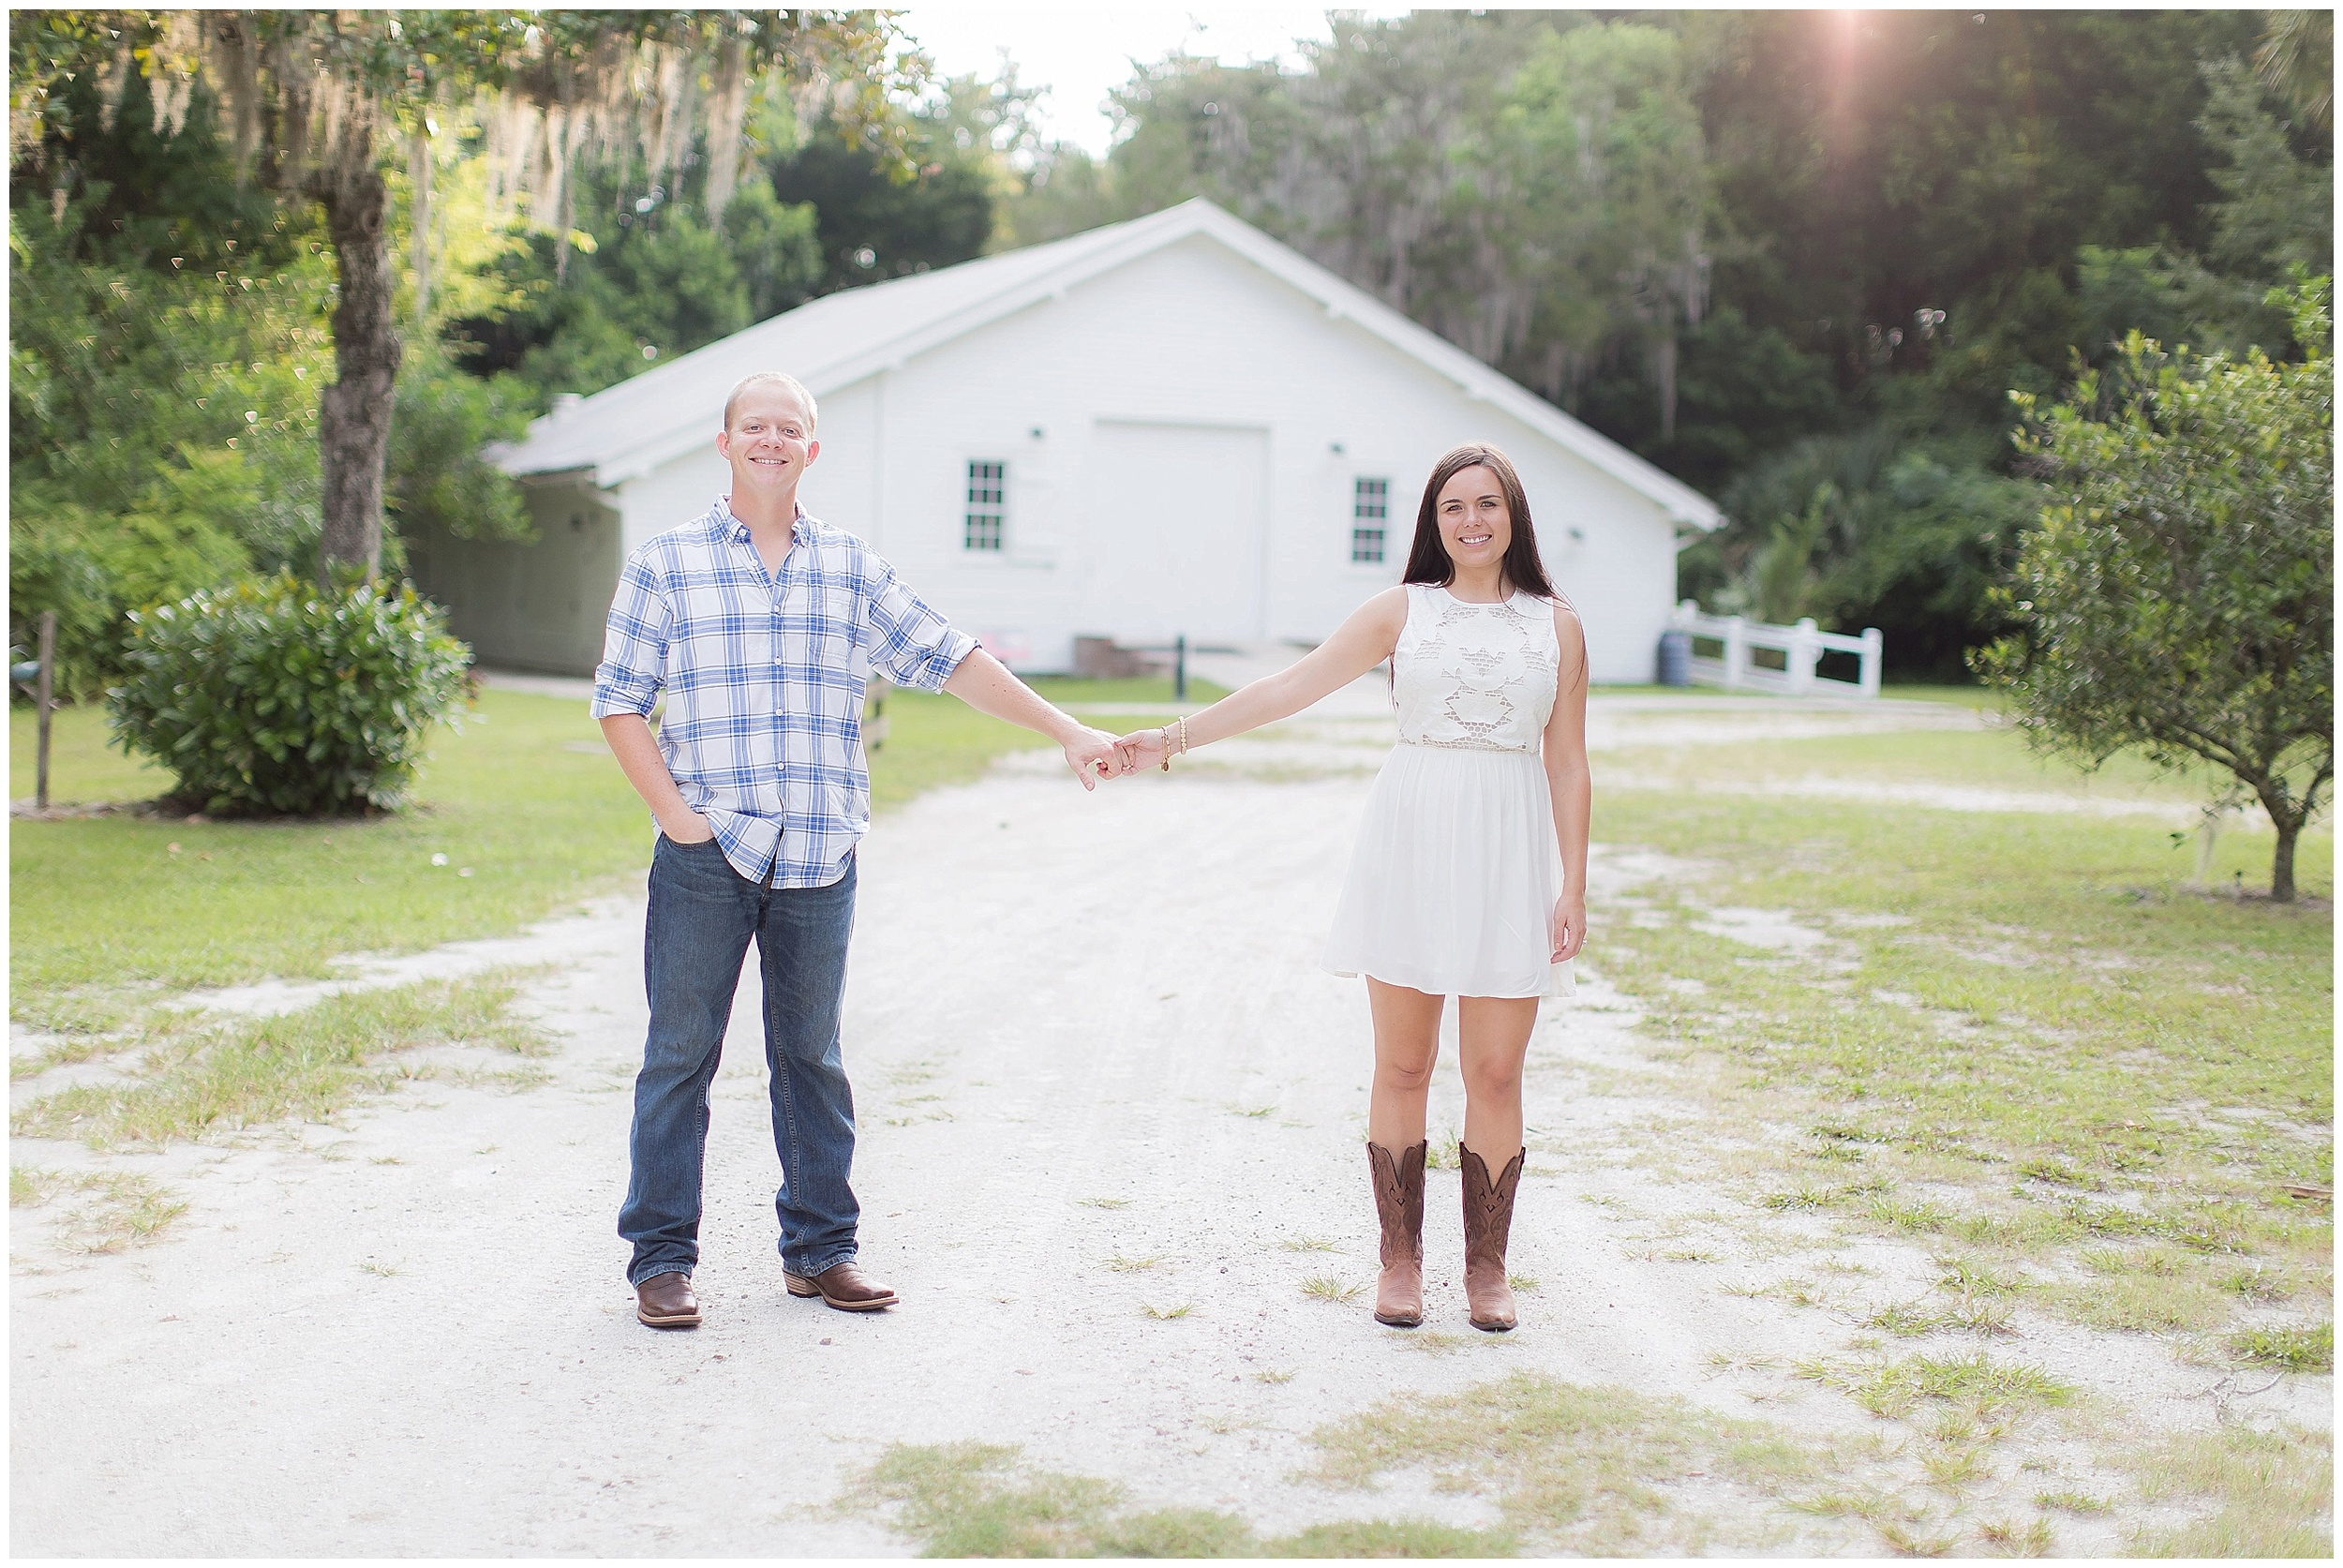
[108,573,470,816]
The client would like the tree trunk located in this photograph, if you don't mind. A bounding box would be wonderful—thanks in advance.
[407,127,433,332]
[316,142,400,578]
[2270,814,2298,903]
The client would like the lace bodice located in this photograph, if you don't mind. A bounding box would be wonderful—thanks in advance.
[1391,584,1560,753]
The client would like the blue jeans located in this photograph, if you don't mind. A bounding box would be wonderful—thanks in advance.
[619,835,860,1286]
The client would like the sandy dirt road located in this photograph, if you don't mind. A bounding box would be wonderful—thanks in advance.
[10,697,2321,1555]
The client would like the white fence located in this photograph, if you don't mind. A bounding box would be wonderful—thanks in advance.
[1670,601,1883,698]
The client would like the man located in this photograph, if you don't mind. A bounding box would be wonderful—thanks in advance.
[592,370,1123,1329]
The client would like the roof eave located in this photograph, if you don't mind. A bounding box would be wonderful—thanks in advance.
[497,198,1724,531]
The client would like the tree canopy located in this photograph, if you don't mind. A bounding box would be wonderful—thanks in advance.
[11,7,911,575]
[9,8,2335,708]
[996,9,2330,679]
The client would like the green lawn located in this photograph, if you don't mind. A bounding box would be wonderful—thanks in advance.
[1616,721,2256,808]
[11,692,651,1026]
[1587,764,2333,1341]
[9,677,1224,1029]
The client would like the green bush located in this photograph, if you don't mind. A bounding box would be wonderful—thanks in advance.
[108,574,470,816]
[10,454,266,700]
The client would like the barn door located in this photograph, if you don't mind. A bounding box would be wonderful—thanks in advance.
[1082,421,1269,643]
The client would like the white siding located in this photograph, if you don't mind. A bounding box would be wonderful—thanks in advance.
[807,234,1679,680]
[409,481,619,676]
[500,227,1689,684]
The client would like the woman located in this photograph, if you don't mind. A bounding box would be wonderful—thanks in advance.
[1115,442,1589,1332]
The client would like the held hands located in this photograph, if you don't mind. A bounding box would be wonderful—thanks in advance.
[1062,721,1186,787]
[1113,725,1171,774]
[1063,725,1126,790]
[1551,893,1587,963]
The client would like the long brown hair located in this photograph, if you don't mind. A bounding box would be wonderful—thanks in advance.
[1401,442,1557,600]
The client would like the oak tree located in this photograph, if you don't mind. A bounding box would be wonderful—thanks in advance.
[11,8,908,575]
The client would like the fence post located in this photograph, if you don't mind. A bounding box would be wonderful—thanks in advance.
[1172,634,1187,703]
[1789,617,1820,695]
[1721,615,1746,690]
[1859,627,1884,698]
[35,610,56,811]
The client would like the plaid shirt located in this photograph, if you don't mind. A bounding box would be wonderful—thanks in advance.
[590,497,975,887]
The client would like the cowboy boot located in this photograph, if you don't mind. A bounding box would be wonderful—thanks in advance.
[1460,1142,1525,1332]
[1366,1140,1426,1327]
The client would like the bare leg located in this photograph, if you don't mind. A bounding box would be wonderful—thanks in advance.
[1364,978,1440,1328]
[1366,978,1443,1148]
[1457,995,1538,1165]
[1456,994,1537,1332]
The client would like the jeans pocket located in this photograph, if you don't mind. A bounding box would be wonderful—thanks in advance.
[656,833,733,883]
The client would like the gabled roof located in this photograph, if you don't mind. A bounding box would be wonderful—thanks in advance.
[492,198,1721,530]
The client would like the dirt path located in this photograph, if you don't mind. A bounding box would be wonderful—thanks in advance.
[10,698,2321,1554]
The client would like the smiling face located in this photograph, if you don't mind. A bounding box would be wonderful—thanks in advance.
[716,383,819,500]
[1434,463,1513,577]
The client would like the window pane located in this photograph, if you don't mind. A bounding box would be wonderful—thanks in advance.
[965,459,1006,550]
[1353,477,1389,560]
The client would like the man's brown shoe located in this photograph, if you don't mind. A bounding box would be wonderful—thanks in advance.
[635,1271,700,1329]
[784,1260,898,1312]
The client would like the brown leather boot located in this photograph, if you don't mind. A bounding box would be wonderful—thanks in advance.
[1366,1140,1426,1327]
[784,1260,899,1312]
[635,1270,700,1329]
[1460,1143,1524,1332]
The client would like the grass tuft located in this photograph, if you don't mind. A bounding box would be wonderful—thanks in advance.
[1976,1516,2053,1556]
[11,1166,187,1250]
[2224,1322,2332,1373]
[10,972,546,1148]
[1308,1371,1828,1552]
[1300,1276,1361,1304]
[2120,1424,2333,1557]
[1876,1519,1962,1556]
[844,1439,1511,1558]
[1794,1352,2073,1421]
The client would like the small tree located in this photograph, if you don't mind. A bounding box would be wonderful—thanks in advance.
[1977,283,2334,902]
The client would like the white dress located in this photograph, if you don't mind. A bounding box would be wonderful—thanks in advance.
[1321,584,1573,999]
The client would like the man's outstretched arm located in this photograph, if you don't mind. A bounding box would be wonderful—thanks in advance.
[940,649,1124,789]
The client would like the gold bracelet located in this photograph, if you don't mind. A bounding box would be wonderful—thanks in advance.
[1158,725,1172,772]
[1177,714,1190,755]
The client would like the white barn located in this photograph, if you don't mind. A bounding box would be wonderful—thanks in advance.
[423,198,1719,682]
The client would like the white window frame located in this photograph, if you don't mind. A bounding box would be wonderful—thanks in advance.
[964,458,1007,553]
[1351,475,1391,565]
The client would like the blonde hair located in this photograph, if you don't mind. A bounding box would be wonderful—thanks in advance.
[724,371,819,432]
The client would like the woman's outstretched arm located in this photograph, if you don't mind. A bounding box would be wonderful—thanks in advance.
[1544,601,1591,963]
[1117,587,1409,768]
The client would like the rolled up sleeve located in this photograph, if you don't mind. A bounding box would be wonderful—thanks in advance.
[863,557,975,694]
[590,551,670,719]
